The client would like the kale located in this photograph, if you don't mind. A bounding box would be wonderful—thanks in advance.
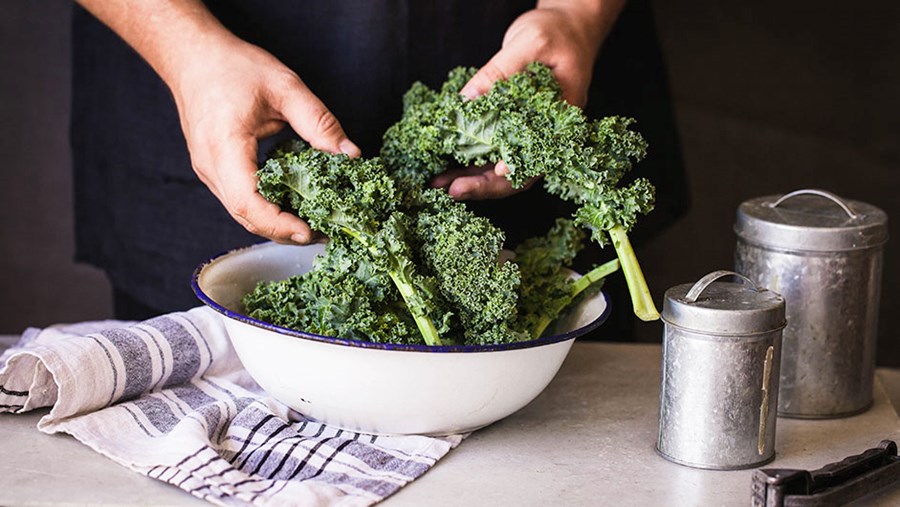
[253,141,452,345]
[513,218,620,339]
[244,62,658,346]
[410,188,523,345]
[243,240,421,344]
[382,62,659,321]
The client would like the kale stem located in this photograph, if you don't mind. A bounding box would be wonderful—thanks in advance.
[608,225,660,321]
[340,227,444,346]
[531,316,554,340]
[387,271,443,346]
[530,258,620,339]
[571,258,620,296]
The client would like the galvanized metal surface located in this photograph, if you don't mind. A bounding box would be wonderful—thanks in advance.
[658,271,786,470]
[663,271,787,336]
[658,325,783,469]
[734,190,888,253]
[736,241,883,418]
[735,189,888,419]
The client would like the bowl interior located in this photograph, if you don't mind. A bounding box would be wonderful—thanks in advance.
[193,241,610,352]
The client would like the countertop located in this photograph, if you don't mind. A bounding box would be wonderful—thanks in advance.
[2,338,900,506]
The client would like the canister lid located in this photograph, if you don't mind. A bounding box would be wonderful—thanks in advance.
[662,271,786,336]
[735,189,888,252]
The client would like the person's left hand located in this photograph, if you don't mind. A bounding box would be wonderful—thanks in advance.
[435,1,622,200]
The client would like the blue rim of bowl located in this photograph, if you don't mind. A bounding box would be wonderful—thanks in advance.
[191,245,612,353]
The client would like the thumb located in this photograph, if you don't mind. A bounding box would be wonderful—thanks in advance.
[460,63,508,101]
[276,78,361,157]
[459,50,531,100]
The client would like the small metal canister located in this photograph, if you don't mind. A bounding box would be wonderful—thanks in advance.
[735,189,888,418]
[657,270,786,470]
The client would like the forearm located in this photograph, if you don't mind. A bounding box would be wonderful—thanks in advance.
[73,0,238,89]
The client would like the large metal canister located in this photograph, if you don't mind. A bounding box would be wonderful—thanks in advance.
[657,270,786,470]
[735,189,888,418]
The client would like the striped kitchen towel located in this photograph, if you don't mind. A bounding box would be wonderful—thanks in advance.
[0,307,462,506]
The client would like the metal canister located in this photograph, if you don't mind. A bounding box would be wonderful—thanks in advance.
[735,189,888,418]
[657,270,786,470]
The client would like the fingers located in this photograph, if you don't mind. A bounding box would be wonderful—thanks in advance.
[432,165,526,201]
[460,61,508,101]
[275,76,361,158]
[209,74,356,244]
[172,45,345,244]
[448,175,514,201]
[241,75,356,241]
[430,170,458,190]
[208,134,315,244]
[460,8,596,107]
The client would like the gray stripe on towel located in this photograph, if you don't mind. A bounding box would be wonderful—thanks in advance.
[170,384,222,439]
[146,317,201,387]
[100,328,152,401]
[131,395,180,434]
[88,335,120,407]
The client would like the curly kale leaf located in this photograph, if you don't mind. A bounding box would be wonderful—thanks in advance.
[383,62,659,321]
[385,61,579,183]
[243,240,420,344]
[411,189,523,345]
[256,142,452,344]
[258,140,396,238]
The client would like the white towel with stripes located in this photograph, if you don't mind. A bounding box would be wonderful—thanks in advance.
[0,307,462,506]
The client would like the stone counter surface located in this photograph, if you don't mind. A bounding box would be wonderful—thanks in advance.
[2,339,899,506]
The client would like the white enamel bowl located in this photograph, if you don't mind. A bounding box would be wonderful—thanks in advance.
[192,241,609,436]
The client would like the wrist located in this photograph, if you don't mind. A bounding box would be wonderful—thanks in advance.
[535,0,625,56]
[141,10,240,92]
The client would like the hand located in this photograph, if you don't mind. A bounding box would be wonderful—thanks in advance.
[75,0,359,245]
[461,2,620,107]
[440,1,622,200]
[170,37,360,244]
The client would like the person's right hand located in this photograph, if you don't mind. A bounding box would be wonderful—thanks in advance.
[75,0,359,245]
[169,36,360,244]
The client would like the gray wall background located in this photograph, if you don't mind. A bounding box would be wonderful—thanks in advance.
[2,2,898,362]
[2,2,112,328]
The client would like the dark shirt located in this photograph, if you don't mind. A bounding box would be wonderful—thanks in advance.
[71,0,688,338]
